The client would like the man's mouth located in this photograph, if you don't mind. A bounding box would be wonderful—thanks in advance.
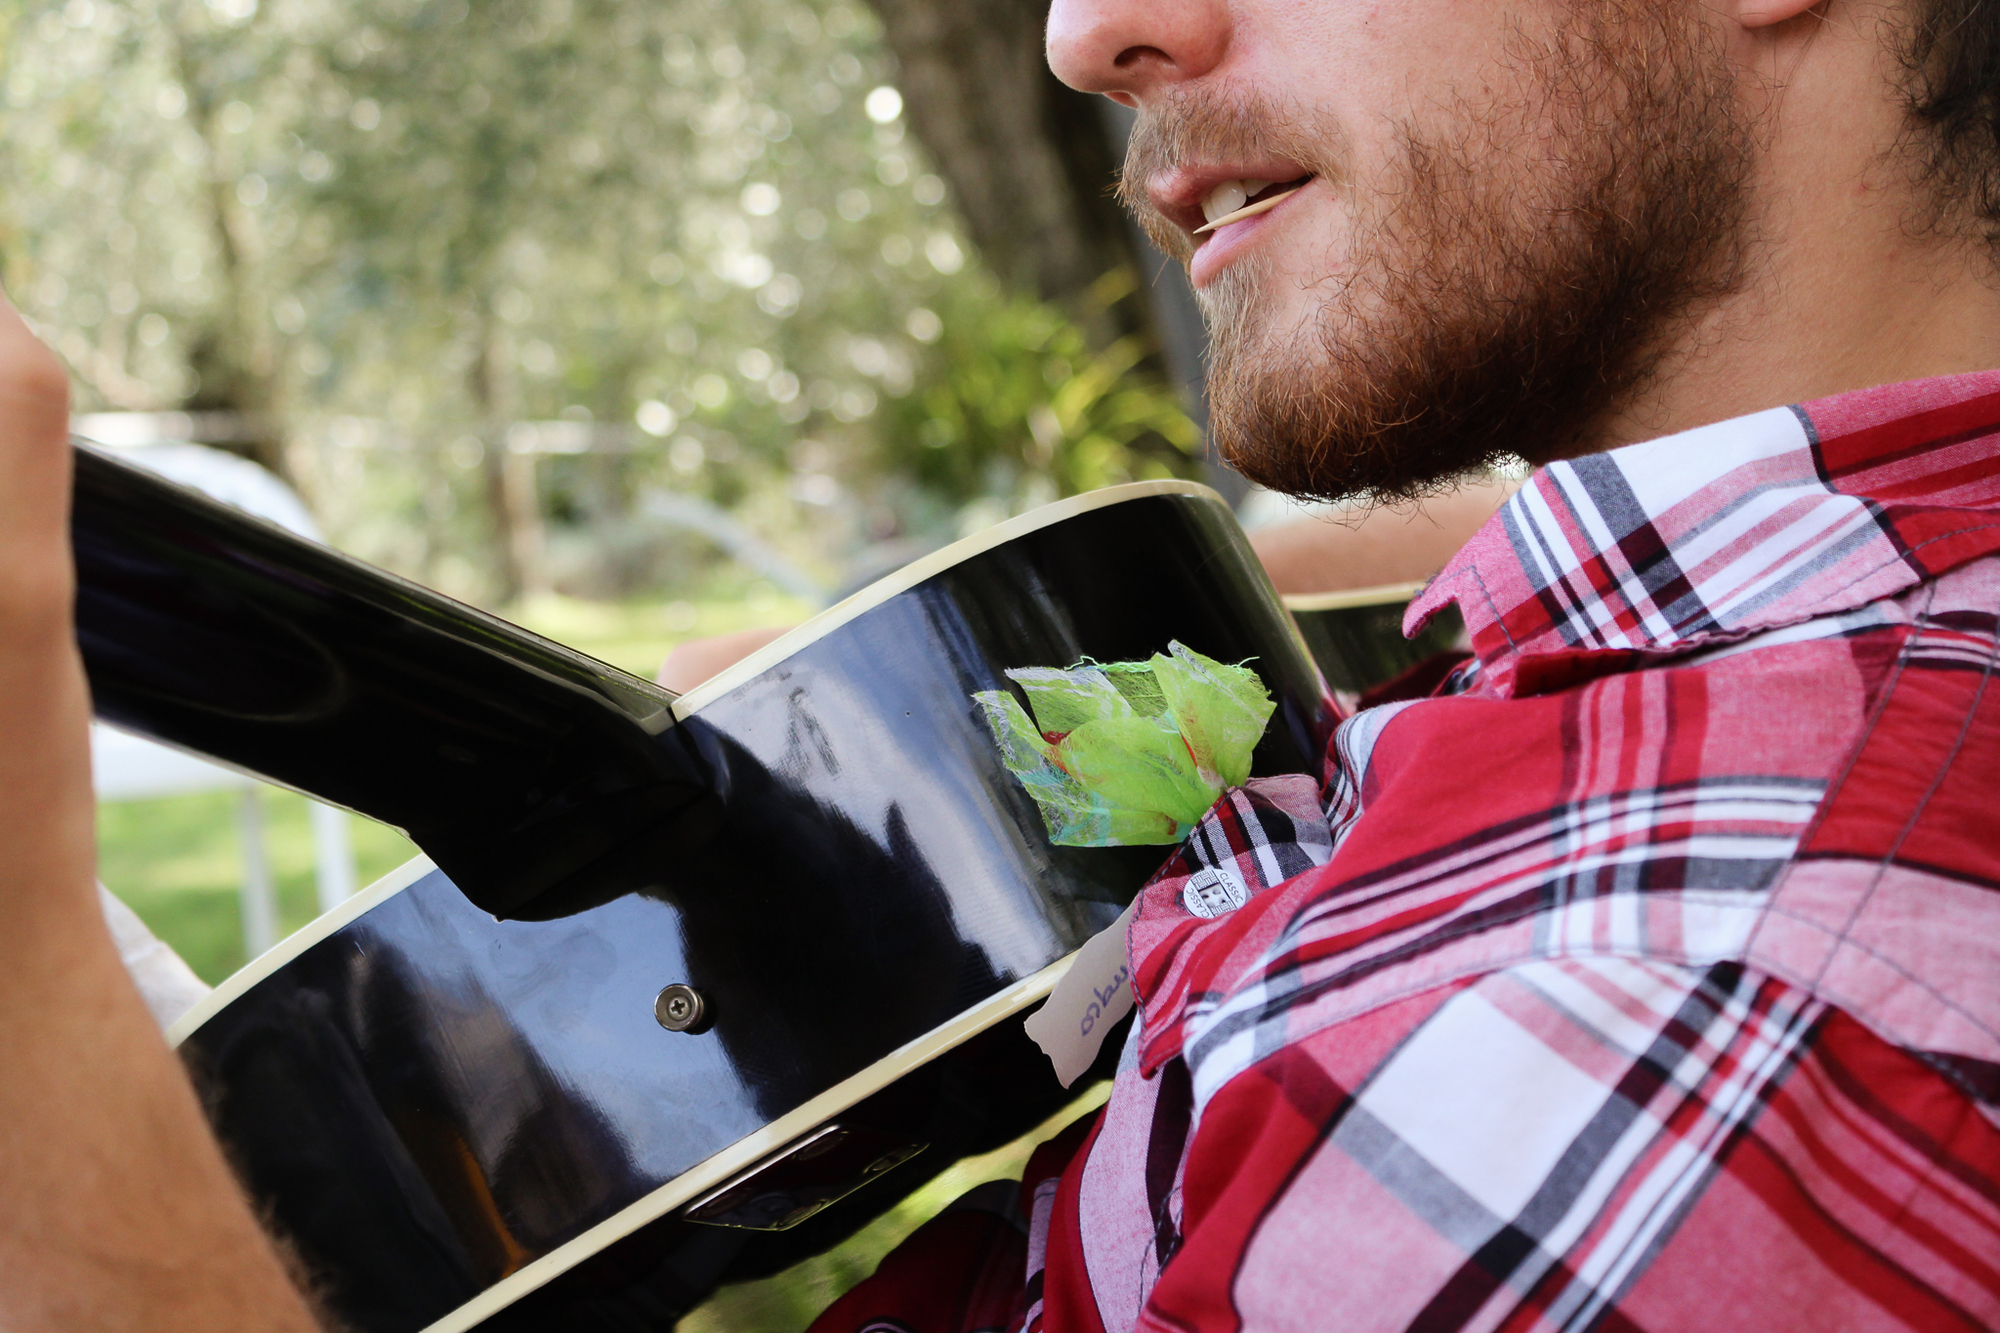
[1193,176,1313,235]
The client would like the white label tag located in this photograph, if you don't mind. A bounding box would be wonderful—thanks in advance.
[1025,899,1137,1087]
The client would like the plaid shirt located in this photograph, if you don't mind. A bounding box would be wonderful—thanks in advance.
[813,371,2000,1333]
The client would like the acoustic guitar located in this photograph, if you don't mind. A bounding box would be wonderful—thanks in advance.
[72,445,1335,1333]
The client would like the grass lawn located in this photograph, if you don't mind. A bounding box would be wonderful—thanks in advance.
[509,589,817,682]
[97,789,420,985]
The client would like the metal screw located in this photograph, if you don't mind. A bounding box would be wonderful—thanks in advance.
[655,983,707,1032]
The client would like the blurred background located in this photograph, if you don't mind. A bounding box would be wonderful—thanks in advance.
[3,0,1223,1322]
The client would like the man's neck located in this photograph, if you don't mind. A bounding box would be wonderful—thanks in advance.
[1589,213,2000,454]
[1577,1,2000,455]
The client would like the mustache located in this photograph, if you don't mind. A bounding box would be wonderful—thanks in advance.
[1117,87,1343,262]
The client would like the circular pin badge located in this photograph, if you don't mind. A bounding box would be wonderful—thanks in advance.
[1182,866,1249,919]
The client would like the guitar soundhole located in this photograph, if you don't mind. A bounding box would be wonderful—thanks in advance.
[681,1124,927,1231]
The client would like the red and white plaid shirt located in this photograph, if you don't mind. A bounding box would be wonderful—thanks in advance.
[813,371,2000,1333]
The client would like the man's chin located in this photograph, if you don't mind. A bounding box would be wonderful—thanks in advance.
[1203,300,1529,504]
[1196,284,1497,503]
[1149,0,1755,508]
[1208,383,1497,505]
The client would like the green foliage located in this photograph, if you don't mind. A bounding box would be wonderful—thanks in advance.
[0,0,960,424]
[290,0,968,465]
[883,268,1202,510]
[1,0,1200,604]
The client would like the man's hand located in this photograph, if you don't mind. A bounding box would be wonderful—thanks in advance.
[0,295,324,1331]
[657,623,792,694]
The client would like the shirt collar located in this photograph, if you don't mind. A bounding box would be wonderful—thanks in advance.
[1407,370,2000,697]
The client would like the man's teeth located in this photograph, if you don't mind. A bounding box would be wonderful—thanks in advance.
[1200,179,1272,225]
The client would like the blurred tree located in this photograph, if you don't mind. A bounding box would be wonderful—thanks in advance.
[163,0,291,475]
[0,0,1200,607]
[859,0,1131,329]
[0,0,277,426]
[882,268,1197,508]
[858,0,1218,453]
[292,0,1002,596]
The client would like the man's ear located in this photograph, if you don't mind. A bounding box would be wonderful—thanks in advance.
[1735,0,1823,28]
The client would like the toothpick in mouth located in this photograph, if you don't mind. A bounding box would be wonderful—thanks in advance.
[1193,189,1294,236]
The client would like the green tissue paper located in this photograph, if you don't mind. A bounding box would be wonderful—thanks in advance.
[972,642,1276,846]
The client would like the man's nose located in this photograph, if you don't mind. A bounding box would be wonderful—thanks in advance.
[1045,0,1231,105]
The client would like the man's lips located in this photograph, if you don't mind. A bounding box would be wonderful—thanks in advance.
[1184,178,1312,286]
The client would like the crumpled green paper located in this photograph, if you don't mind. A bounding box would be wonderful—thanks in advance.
[973,642,1275,846]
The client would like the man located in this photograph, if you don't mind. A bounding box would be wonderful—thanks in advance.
[805,0,2000,1329]
[1,1,1998,1331]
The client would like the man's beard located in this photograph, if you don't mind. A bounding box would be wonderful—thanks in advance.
[1121,6,1757,502]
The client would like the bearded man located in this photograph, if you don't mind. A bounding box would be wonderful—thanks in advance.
[799,1,2000,1329]
[0,2,1997,1331]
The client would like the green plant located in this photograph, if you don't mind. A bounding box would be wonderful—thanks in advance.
[882,268,1202,507]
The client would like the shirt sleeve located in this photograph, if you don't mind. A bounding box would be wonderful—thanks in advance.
[98,883,212,1030]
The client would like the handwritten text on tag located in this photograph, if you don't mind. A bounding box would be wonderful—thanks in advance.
[1025,899,1138,1087]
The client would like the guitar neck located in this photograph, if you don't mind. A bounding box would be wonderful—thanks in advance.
[70,443,713,919]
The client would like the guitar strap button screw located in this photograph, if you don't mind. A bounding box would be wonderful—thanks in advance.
[655,983,708,1032]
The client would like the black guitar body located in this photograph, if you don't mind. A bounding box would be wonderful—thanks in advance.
[185,865,1128,1332]
[73,451,1332,1333]
[1285,584,1465,703]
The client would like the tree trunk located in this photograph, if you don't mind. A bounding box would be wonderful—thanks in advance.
[466,304,545,604]
[173,21,287,479]
[865,0,1142,341]
[864,0,1239,495]
[499,445,550,602]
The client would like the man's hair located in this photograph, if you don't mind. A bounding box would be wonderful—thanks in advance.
[1904,0,2000,246]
